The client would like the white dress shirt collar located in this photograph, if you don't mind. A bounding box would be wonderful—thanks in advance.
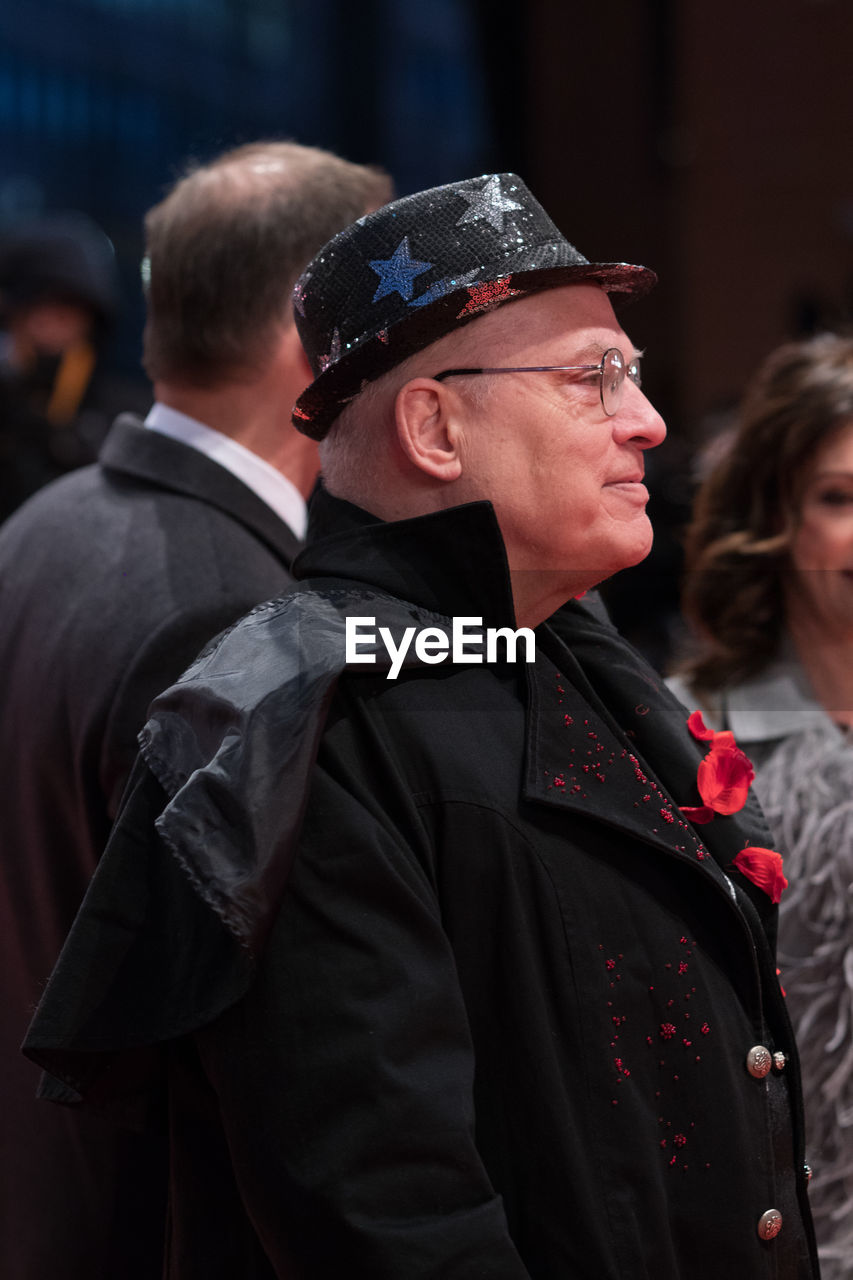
[144,402,307,540]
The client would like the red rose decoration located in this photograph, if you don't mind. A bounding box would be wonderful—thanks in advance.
[686,710,715,742]
[732,847,788,904]
[696,732,754,815]
[680,803,716,824]
[681,713,755,824]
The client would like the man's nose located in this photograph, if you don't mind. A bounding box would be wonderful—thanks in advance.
[615,382,667,448]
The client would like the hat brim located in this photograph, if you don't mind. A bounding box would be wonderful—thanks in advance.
[293,260,656,441]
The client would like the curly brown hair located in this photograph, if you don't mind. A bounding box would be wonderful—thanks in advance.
[679,333,853,692]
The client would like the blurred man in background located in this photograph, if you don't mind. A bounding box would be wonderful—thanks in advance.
[0,211,143,521]
[0,140,390,1279]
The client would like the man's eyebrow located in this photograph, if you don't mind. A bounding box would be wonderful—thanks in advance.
[563,341,645,363]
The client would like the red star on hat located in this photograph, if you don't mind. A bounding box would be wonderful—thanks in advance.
[456,276,523,318]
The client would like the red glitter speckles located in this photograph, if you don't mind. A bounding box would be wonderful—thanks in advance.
[606,958,617,971]
[553,776,566,788]
[678,962,689,975]
[700,1022,710,1036]
[660,809,675,823]
[456,276,522,318]
[673,1133,687,1147]
[659,1023,676,1040]
[564,713,574,726]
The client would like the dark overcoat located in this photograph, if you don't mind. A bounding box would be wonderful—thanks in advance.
[25,490,819,1279]
[1,414,300,1278]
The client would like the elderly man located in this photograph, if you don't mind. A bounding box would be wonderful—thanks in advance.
[0,141,390,1279]
[26,175,818,1279]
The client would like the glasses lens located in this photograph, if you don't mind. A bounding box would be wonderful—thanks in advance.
[601,349,625,415]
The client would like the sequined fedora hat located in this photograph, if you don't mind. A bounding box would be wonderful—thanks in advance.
[291,172,656,439]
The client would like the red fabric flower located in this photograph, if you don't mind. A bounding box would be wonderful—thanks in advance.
[686,709,715,742]
[732,847,788,904]
[681,713,755,823]
[680,803,716,825]
[696,732,754,815]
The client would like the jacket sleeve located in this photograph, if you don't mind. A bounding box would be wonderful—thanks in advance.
[194,763,532,1280]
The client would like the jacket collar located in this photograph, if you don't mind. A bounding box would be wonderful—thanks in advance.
[99,414,302,566]
[721,645,833,744]
[296,483,517,630]
[526,604,780,930]
[300,489,778,927]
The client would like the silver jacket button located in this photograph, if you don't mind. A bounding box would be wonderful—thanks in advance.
[773,1051,787,1071]
[746,1045,773,1079]
[804,1164,813,1183]
[757,1209,783,1240]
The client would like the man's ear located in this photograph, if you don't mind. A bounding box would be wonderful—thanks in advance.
[394,377,464,482]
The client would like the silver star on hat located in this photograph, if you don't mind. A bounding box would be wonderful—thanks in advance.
[455,175,524,233]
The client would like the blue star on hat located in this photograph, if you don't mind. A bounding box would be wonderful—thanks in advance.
[456,175,523,233]
[369,236,433,303]
[408,268,481,309]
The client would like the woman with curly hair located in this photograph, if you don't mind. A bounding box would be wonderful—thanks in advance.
[669,332,853,1280]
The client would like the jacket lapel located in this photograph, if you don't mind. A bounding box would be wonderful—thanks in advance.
[525,607,780,934]
[100,414,302,566]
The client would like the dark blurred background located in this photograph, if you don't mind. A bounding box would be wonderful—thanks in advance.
[2,0,852,660]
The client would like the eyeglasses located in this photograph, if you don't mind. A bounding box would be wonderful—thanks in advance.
[433,347,641,417]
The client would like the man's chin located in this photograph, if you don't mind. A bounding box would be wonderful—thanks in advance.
[596,524,655,579]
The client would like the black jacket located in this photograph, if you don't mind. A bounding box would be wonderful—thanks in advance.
[1,415,300,1279]
[25,489,818,1279]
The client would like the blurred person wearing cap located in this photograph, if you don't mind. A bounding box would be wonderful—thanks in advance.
[25,175,817,1278]
[0,211,143,521]
[0,142,390,1280]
